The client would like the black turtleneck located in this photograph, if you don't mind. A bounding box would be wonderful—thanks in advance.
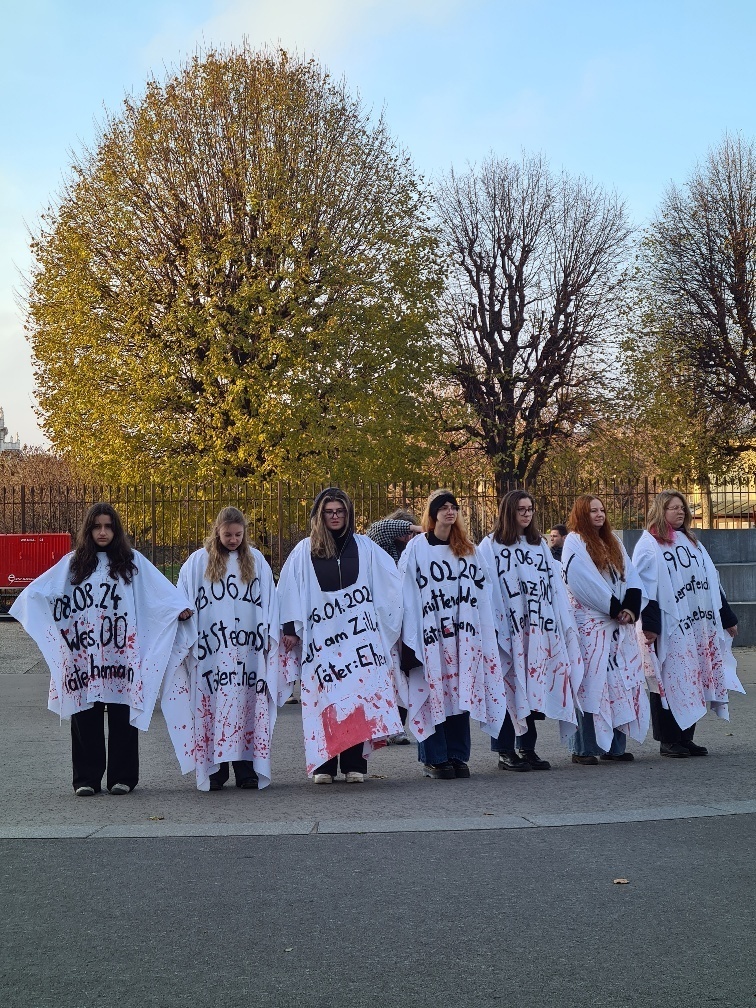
[311,529,359,592]
[282,530,359,636]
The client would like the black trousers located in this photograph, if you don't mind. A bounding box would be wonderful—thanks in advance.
[649,692,696,745]
[315,743,367,777]
[70,702,139,792]
[209,761,258,787]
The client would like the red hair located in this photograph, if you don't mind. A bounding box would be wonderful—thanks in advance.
[568,495,624,574]
[421,489,475,558]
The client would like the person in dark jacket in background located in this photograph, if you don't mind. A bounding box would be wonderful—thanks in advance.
[367,509,422,744]
[548,524,568,562]
[366,509,423,565]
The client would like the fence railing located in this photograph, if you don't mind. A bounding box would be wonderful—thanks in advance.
[2,477,755,578]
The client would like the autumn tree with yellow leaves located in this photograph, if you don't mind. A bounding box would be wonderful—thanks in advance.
[26,47,442,483]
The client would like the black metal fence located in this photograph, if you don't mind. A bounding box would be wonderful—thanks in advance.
[2,477,755,579]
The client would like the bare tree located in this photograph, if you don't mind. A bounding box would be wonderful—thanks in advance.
[435,153,631,496]
[646,134,756,416]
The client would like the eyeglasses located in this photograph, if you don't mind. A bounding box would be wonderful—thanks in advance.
[324,508,347,518]
[437,503,460,512]
[516,507,534,514]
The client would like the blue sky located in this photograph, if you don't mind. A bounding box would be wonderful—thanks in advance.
[3,0,756,446]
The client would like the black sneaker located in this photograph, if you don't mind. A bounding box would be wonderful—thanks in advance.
[683,741,708,756]
[660,742,690,758]
[599,752,635,762]
[236,775,259,789]
[450,759,471,778]
[518,750,551,770]
[209,780,225,790]
[423,762,456,780]
[498,751,531,772]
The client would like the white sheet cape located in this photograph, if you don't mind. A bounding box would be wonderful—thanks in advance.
[561,533,649,750]
[277,535,404,775]
[161,547,286,790]
[398,535,507,740]
[632,530,744,729]
[9,550,190,729]
[479,534,583,742]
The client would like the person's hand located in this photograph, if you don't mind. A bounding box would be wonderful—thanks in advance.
[617,609,635,625]
[178,608,193,621]
[283,634,300,652]
[643,630,658,643]
[727,625,738,638]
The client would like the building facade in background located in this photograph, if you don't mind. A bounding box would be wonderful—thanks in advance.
[0,408,20,453]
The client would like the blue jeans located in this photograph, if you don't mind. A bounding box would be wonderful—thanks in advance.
[570,711,626,757]
[418,712,471,765]
[490,712,538,754]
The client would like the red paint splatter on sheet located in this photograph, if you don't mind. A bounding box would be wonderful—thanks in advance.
[322,704,379,757]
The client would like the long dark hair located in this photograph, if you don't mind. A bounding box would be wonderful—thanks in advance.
[70,503,137,585]
[310,488,355,559]
[492,491,542,546]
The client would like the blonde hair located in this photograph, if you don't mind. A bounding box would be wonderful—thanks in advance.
[568,495,624,575]
[647,490,697,546]
[204,507,256,583]
[422,489,475,558]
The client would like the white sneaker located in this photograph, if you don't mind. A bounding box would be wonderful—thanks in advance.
[75,786,95,797]
[108,783,130,795]
[312,773,333,784]
[344,772,364,783]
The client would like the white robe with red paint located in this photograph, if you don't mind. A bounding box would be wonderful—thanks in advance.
[161,547,286,789]
[561,533,649,751]
[9,550,190,730]
[277,536,404,775]
[479,534,583,742]
[632,530,744,729]
[398,535,507,741]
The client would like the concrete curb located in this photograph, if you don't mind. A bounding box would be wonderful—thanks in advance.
[2,800,754,840]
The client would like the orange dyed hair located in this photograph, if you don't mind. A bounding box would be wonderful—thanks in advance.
[421,489,475,558]
[568,494,624,574]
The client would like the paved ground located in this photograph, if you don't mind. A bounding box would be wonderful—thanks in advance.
[1,622,754,1007]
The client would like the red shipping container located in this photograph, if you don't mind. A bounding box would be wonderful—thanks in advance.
[0,534,72,589]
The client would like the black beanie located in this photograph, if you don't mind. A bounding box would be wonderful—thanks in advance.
[429,492,459,520]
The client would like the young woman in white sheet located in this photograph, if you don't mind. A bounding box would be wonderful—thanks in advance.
[10,502,192,796]
[561,495,648,765]
[633,490,742,758]
[479,490,582,772]
[164,507,284,790]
